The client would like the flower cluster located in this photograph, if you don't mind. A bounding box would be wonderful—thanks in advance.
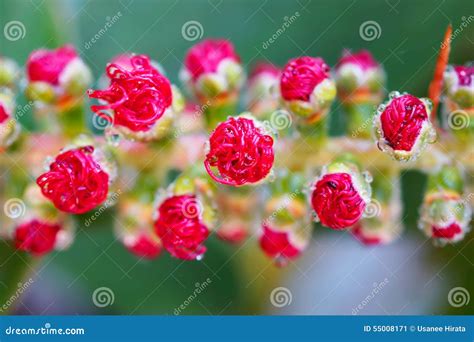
[0,34,472,266]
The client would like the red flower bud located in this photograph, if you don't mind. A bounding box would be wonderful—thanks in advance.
[374,92,434,161]
[351,223,382,246]
[444,64,474,109]
[0,101,9,123]
[259,224,302,267]
[432,222,462,240]
[37,146,110,214]
[154,194,209,260]
[184,39,240,81]
[89,55,172,133]
[335,50,385,97]
[124,233,162,259]
[280,56,330,102]
[14,219,61,256]
[216,222,248,244]
[181,39,243,100]
[204,116,274,186]
[27,45,77,85]
[337,50,379,71]
[249,62,280,81]
[311,171,369,229]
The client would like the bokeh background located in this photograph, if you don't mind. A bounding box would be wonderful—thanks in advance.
[1,0,473,315]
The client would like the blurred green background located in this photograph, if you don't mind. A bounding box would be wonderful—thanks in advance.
[1,0,473,315]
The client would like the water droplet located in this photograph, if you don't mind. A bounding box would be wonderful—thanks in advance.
[267,169,276,183]
[105,130,121,147]
[389,91,400,99]
[312,211,320,223]
[362,171,373,183]
[43,156,54,170]
[196,254,204,261]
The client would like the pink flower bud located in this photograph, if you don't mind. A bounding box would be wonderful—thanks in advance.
[259,224,305,267]
[311,161,371,229]
[26,45,92,102]
[374,92,435,161]
[14,219,61,256]
[89,55,173,135]
[181,39,244,100]
[335,50,385,98]
[444,64,474,110]
[204,115,274,186]
[37,145,112,214]
[280,56,336,123]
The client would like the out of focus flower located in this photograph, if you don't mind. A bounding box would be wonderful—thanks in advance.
[246,62,280,116]
[279,56,336,125]
[25,45,92,103]
[204,114,274,186]
[335,50,385,101]
[181,39,244,103]
[374,92,435,162]
[37,144,115,214]
[351,174,402,246]
[419,192,471,244]
[444,64,474,110]
[311,157,372,229]
[14,219,61,256]
[0,92,20,150]
[0,56,20,89]
[117,197,161,259]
